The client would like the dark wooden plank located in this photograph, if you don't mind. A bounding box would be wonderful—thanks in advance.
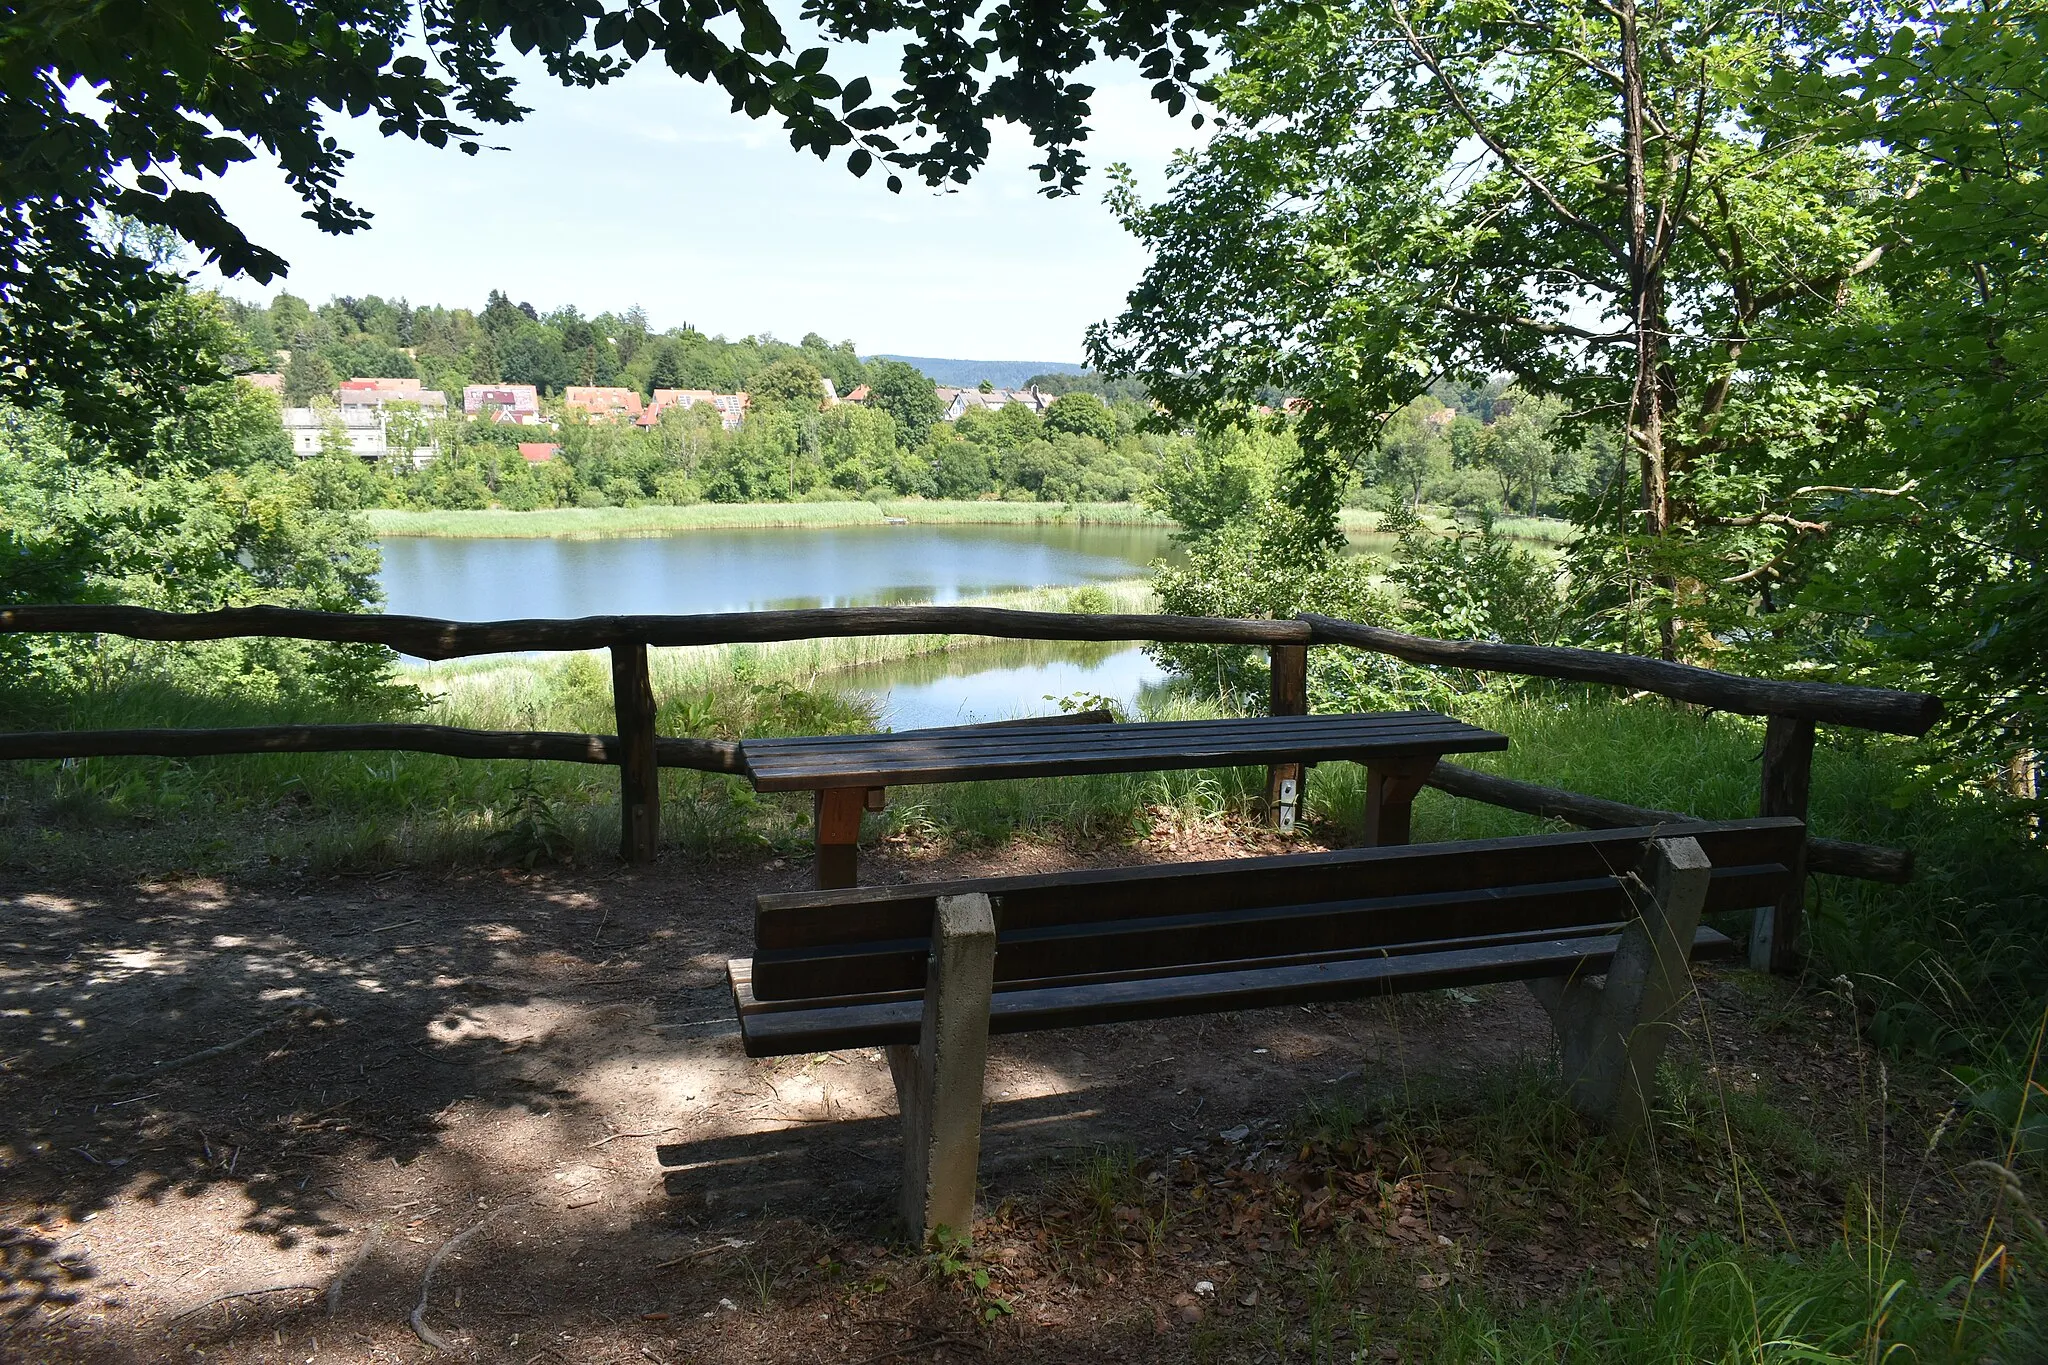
[741,716,1508,791]
[761,712,1466,753]
[732,924,1738,1056]
[752,819,1805,952]
[740,711,1493,755]
[1301,614,1942,735]
[1423,759,1909,882]
[741,713,1498,770]
[746,861,1790,1000]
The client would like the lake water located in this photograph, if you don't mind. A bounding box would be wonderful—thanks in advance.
[377,523,1183,727]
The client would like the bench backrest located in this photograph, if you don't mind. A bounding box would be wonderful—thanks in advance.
[749,818,1804,1004]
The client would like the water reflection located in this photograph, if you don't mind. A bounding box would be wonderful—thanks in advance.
[831,639,1176,731]
[377,522,1178,622]
[377,522,1186,722]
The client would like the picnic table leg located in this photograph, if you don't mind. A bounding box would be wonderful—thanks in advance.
[1266,644,1309,829]
[1751,715,1814,973]
[1362,756,1437,846]
[887,892,997,1244]
[813,788,867,889]
[1528,835,1712,1134]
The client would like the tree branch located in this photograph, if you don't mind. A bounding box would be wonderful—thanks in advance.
[1384,3,1627,263]
[1439,301,1635,345]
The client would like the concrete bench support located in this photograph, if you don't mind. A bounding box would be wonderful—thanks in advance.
[1528,836,1712,1135]
[885,892,997,1244]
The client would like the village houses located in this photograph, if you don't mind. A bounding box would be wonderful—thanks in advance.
[934,385,1058,422]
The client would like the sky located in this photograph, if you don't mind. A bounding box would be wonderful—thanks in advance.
[193,48,1208,364]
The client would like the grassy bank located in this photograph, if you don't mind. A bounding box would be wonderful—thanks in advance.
[365,500,1174,538]
[361,501,1574,543]
[1338,506,1577,544]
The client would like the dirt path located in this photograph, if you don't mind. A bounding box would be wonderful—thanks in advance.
[0,832,1934,1362]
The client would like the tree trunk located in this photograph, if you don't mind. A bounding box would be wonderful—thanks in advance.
[1618,0,1678,660]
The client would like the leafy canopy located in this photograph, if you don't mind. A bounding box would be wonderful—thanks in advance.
[4,0,1246,450]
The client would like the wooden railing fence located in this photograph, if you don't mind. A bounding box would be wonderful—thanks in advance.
[0,603,1942,973]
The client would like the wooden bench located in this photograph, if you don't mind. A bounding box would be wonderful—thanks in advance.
[727,816,1804,1240]
[739,710,1509,887]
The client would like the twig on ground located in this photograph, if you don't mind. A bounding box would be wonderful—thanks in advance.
[411,1200,525,1351]
[368,919,419,934]
[135,1005,326,1080]
[588,1127,677,1148]
[844,1335,988,1365]
[327,1223,383,1319]
[171,1282,322,1320]
[650,1237,753,1269]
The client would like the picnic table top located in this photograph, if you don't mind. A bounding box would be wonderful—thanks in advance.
[738,709,1508,792]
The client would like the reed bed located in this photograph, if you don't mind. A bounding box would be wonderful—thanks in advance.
[365,500,1171,539]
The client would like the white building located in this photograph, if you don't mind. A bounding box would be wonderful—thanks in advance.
[280,406,435,466]
[462,383,543,424]
[934,385,1058,422]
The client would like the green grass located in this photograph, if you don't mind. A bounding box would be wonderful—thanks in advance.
[364,500,1171,538]
[1338,508,1578,545]
[365,501,1562,540]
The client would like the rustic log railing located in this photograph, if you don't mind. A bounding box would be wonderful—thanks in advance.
[0,603,1941,972]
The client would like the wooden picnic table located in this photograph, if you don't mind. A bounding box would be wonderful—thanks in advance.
[739,710,1508,888]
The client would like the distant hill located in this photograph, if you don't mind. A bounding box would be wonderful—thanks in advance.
[864,355,1089,389]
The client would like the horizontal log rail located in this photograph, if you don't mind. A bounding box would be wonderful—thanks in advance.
[0,603,1939,733]
[1300,616,1940,737]
[0,724,745,774]
[1424,761,1912,884]
[0,603,1312,659]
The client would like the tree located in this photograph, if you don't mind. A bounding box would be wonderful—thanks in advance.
[1373,399,1453,510]
[1475,390,1564,514]
[749,359,827,412]
[1045,392,1119,443]
[499,328,573,395]
[864,360,943,447]
[7,0,1247,451]
[481,291,529,337]
[1091,0,1888,653]
[284,346,337,406]
[647,342,693,393]
[1762,3,2048,765]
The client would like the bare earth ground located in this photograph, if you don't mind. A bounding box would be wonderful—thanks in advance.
[0,822,1968,1364]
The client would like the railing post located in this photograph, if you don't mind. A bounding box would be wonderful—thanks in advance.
[1266,643,1308,828]
[1751,714,1814,972]
[610,642,660,864]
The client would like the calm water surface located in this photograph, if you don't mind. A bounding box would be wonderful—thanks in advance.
[378,523,1181,724]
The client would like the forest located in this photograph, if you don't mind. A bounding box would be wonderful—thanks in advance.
[215,289,1607,514]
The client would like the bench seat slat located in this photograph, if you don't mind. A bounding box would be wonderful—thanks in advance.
[747,862,1786,1001]
[730,924,1737,1057]
[738,919,1651,1018]
[751,819,1805,951]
